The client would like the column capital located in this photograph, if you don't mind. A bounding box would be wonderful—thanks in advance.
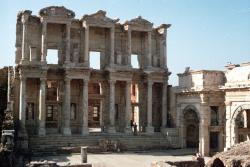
[21,12,30,24]
[64,77,71,83]
[40,77,47,82]
[19,75,26,81]
[108,80,116,85]
[126,80,132,85]
[225,101,232,106]
[83,78,89,84]
[147,80,153,86]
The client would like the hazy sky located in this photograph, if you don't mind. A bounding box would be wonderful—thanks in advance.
[0,0,249,85]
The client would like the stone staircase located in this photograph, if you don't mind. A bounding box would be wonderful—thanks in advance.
[28,133,176,155]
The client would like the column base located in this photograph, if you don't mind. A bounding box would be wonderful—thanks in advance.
[160,127,167,134]
[38,128,46,136]
[146,126,154,134]
[81,126,89,136]
[124,126,132,134]
[62,127,71,136]
[20,59,29,65]
[107,126,116,133]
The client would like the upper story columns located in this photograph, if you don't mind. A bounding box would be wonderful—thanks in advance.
[81,10,119,68]
[20,11,32,64]
[41,20,47,63]
[123,16,153,68]
[157,24,171,68]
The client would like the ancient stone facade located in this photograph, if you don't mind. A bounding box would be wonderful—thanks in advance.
[11,6,170,141]
[169,62,250,156]
[6,6,250,157]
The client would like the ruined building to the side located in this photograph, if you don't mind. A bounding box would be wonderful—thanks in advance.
[3,6,250,157]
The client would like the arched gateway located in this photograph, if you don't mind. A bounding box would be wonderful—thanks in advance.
[231,104,250,144]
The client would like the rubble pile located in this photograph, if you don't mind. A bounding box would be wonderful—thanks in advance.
[206,141,250,167]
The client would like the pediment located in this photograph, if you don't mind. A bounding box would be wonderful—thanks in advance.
[39,6,75,18]
[81,10,119,24]
[125,16,153,27]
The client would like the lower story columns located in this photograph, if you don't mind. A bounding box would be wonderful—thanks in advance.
[107,80,116,133]
[62,77,72,136]
[82,79,89,135]
[124,81,132,133]
[38,78,46,136]
[146,80,154,134]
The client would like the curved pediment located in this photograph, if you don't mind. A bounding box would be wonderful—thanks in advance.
[81,10,119,25]
[39,6,75,18]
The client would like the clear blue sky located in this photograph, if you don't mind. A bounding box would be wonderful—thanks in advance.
[0,0,249,85]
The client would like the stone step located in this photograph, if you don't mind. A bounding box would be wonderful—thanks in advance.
[28,134,171,155]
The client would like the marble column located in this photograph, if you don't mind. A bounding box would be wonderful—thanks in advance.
[199,105,210,156]
[62,77,71,135]
[108,80,116,133]
[161,82,168,133]
[124,81,132,133]
[21,14,29,64]
[147,31,152,67]
[127,28,131,66]
[19,76,26,129]
[160,33,167,68]
[146,80,154,134]
[84,25,89,66]
[65,23,71,64]
[38,78,46,136]
[110,27,115,67]
[82,79,89,135]
[41,21,47,63]
[224,101,232,150]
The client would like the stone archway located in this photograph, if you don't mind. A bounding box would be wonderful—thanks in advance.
[231,104,250,145]
[183,105,200,148]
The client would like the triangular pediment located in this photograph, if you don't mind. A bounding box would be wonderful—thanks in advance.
[81,10,119,24]
[39,6,75,18]
[125,16,153,26]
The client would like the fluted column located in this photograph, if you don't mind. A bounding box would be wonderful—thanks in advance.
[62,77,71,135]
[21,13,29,64]
[147,31,152,67]
[65,23,71,64]
[108,80,116,133]
[84,25,89,66]
[38,78,46,136]
[127,28,131,66]
[110,26,115,67]
[19,75,26,129]
[82,79,89,135]
[146,80,154,134]
[161,82,168,133]
[124,81,132,133]
[41,21,47,63]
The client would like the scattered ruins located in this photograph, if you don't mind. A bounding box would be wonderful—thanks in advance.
[0,6,250,165]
